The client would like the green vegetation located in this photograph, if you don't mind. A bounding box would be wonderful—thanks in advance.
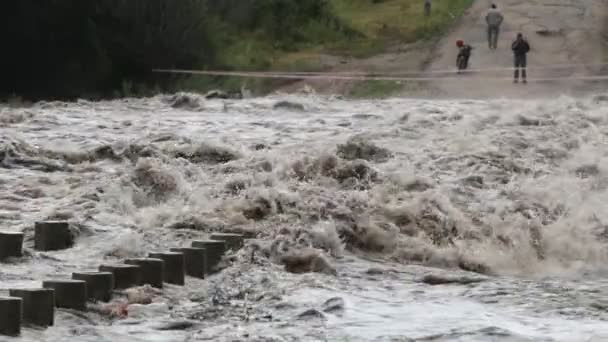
[1,0,473,100]
[349,80,404,98]
[348,79,427,98]
[329,0,474,57]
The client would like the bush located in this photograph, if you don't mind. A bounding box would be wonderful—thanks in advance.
[0,0,351,100]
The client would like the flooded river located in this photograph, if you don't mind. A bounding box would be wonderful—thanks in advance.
[1,93,608,341]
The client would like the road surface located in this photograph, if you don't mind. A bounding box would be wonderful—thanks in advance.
[425,0,607,98]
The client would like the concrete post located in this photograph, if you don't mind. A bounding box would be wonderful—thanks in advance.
[125,258,164,289]
[191,240,226,274]
[8,289,54,327]
[99,264,141,289]
[209,233,245,251]
[0,232,24,260]
[170,247,206,279]
[0,297,22,336]
[149,252,185,285]
[42,280,87,311]
[34,221,73,251]
[72,272,114,302]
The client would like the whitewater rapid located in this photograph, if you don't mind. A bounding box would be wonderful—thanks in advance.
[1,93,608,341]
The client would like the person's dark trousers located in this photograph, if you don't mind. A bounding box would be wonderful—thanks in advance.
[514,54,527,82]
[424,3,431,16]
[488,26,500,49]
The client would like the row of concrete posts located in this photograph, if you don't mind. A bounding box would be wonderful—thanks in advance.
[0,222,244,336]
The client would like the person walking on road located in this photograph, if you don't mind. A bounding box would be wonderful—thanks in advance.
[512,33,531,83]
[486,4,504,50]
[424,0,432,17]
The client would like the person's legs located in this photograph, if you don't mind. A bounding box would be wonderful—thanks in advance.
[492,26,500,49]
[521,55,528,83]
[514,55,520,83]
[487,26,493,48]
[424,3,431,16]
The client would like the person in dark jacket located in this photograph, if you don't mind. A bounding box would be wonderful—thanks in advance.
[511,33,531,83]
[424,0,432,16]
[456,40,473,72]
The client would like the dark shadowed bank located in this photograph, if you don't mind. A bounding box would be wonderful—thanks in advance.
[1,0,476,101]
[0,0,350,101]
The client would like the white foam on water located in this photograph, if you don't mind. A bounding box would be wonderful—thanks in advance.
[2,93,608,341]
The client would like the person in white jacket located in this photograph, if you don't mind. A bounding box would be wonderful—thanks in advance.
[485,4,504,50]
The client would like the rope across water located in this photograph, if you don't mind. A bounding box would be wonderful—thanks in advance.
[153,67,608,83]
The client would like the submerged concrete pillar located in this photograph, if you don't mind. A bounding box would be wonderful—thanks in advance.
[72,272,114,302]
[99,264,141,289]
[191,240,226,274]
[149,252,185,285]
[42,280,87,311]
[170,247,206,279]
[8,289,54,327]
[125,258,164,289]
[34,221,73,251]
[0,232,24,260]
[0,297,22,336]
[210,233,245,251]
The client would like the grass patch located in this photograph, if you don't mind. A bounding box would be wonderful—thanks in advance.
[349,80,403,98]
[271,51,329,72]
[179,0,474,95]
[210,0,475,70]
[348,79,428,98]
[329,0,474,57]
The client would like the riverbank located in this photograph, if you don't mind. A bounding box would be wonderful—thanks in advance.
[180,0,474,98]
[280,0,608,99]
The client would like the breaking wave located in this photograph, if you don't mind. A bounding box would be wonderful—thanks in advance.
[2,94,608,280]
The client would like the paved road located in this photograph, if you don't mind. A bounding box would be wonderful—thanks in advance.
[425,0,607,98]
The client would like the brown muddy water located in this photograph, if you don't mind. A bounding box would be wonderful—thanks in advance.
[1,93,608,341]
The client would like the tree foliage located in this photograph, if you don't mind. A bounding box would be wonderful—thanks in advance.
[0,0,344,100]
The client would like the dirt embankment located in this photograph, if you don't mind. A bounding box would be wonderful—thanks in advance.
[282,0,608,98]
[424,0,608,98]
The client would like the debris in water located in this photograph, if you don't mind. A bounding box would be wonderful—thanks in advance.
[337,137,392,163]
[291,154,339,181]
[252,143,270,151]
[174,142,240,164]
[125,285,162,305]
[205,90,229,100]
[516,115,539,127]
[365,267,387,275]
[132,158,179,203]
[273,101,305,111]
[336,160,378,183]
[225,178,250,195]
[457,258,494,276]
[460,175,484,188]
[421,274,486,285]
[95,300,129,319]
[404,178,434,192]
[279,249,337,275]
[297,308,326,320]
[592,94,608,103]
[322,297,345,314]
[164,93,201,110]
[243,196,273,221]
[154,320,198,331]
[575,164,600,178]
[340,218,398,252]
